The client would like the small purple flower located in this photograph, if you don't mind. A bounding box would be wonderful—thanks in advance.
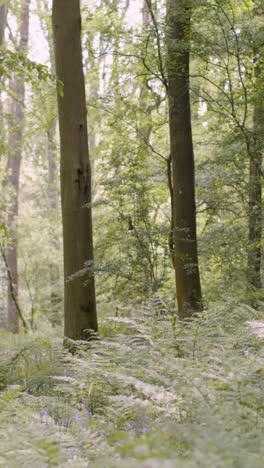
[128,420,139,430]
[144,415,152,421]
[73,412,83,422]
[84,406,91,415]
[142,425,152,432]
[120,415,152,433]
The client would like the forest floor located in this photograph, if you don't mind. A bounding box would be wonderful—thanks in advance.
[0,303,263,467]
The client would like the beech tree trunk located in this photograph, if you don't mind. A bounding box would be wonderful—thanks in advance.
[7,0,30,333]
[166,0,202,319]
[247,2,263,297]
[52,0,98,340]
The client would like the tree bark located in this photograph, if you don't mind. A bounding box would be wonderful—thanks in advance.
[247,2,264,298]
[52,0,98,340]
[7,0,30,333]
[166,0,202,319]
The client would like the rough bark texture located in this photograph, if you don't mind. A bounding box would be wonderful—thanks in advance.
[87,62,99,193]
[0,3,7,45]
[52,0,98,340]
[247,2,263,296]
[166,0,202,319]
[7,0,30,333]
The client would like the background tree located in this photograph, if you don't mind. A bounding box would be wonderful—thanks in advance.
[190,0,264,303]
[0,2,7,46]
[247,0,264,298]
[36,0,62,324]
[6,0,30,332]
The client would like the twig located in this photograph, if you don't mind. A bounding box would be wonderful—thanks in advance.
[0,243,28,333]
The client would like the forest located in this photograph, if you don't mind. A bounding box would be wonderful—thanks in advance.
[0,0,264,466]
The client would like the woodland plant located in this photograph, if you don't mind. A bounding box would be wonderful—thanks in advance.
[0,301,263,467]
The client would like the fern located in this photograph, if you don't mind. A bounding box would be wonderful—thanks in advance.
[0,302,263,466]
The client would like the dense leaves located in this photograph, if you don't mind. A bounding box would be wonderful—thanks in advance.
[0,49,50,81]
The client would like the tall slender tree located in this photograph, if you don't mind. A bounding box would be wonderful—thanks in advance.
[166,0,202,318]
[6,0,30,332]
[52,0,98,339]
[36,0,62,322]
[0,2,7,46]
[247,0,264,298]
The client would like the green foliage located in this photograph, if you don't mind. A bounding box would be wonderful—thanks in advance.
[0,332,62,392]
[0,49,50,82]
[0,303,263,466]
[80,0,264,304]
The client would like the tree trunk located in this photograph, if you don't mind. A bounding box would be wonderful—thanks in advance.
[0,2,7,152]
[47,118,61,323]
[47,12,61,324]
[7,0,30,333]
[0,3,7,46]
[52,0,98,340]
[166,0,202,319]
[36,0,62,323]
[247,2,263,298]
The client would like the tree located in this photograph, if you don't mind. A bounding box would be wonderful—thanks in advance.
[36,0,62,324]
[0,2,7,46]
[189,0,263,301]
[247,0,264,298]
[6,0,30,332]
[52,0,98,339]
[166,0,202,318]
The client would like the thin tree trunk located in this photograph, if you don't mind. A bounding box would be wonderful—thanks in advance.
[140,0,152,142]
[247,2,264,298]
[47,118,61,323]
[0,2,7,155]
[6,0,30,333]
[143,0,151,24]
[36,0,62,322]
[166,0,202,319]
[46,4,61,322]
[0,3,8,329]
[143,0,176,270]
[247,137,262,295]
[0,245,28,332]
[0,3,7,46]
[0,2,8,148]
[52,0,98,340]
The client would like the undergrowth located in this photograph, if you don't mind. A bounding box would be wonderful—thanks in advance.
[0,300,263,467]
